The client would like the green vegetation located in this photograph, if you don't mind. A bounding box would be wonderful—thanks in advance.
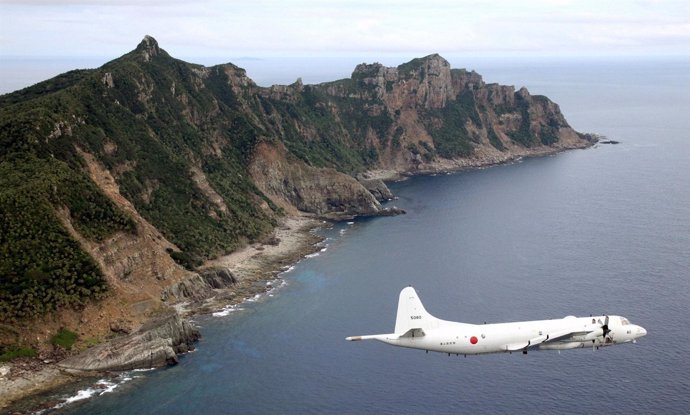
[258,83,390,173]
[0,38,567,327]
[332,94,392,153]
[487,126,506,151]
[0,70,91,108]
[398,56,428,77]
[0,345,37,361]
[51,328,78,350]
[79,336,101,351]
[540,125,559,146]
[260,94,363,172]
[418,141,436,162]
[351,65,382,93]
[0,39,278,322]
[535,96,563,146]
[0,157,129,321]
[506,95,538,147]
[425,90,482,158]
[391,127,404,149]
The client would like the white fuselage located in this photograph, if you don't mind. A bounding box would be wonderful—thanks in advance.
[347,287,647,356]
[376,315,646,355]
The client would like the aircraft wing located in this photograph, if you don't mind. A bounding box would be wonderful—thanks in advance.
[504,327,594,352]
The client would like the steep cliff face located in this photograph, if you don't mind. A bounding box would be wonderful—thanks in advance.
[0,37,593,359]
[249,143,382,218]
[306,54,591,172]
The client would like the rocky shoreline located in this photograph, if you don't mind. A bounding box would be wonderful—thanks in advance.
[0,215,324,413]
[0,140,594,413]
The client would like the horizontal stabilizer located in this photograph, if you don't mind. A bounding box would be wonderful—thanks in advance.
[346,334,394,341]
[345,329,424,342]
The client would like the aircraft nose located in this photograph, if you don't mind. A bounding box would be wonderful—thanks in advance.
[637,326,647,337]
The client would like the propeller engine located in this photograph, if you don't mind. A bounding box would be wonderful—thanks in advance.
[601,315,611,340]
[590,315,613,350]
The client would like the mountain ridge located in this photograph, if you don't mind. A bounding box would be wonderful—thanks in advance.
[0,36,594,370]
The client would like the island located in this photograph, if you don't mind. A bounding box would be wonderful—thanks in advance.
[0,35,596,409]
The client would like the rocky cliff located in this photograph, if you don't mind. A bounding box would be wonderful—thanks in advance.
[310,54,590,172]
[0,36,593,372]
[249,142,399,219]
[57,311,199,371]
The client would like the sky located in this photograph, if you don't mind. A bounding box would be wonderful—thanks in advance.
[1,0,689,59]
[0,0,689,93]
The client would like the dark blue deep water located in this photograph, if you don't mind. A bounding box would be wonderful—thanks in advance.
[56,59,689,414]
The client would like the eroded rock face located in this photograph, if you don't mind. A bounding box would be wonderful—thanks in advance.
[58,312,199,371]
[250,143,383,217]
[138,35,162,62]
[295,53,590,173]
[336,54,454,110]
[199,268,237,289]
[357,177,394,202]
[160,268,237,303]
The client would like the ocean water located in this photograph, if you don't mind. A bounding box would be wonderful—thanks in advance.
[28,58,690,414]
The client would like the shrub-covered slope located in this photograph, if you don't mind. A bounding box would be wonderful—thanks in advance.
[0,36,592,325]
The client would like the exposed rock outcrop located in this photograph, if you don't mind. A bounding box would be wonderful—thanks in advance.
[58,312,199,371]
[250,143,388,218]
[199,268,237,289]
[161,268,236,303]
[137,35,163,62]
[357,175,394,202]
[313,54,591,172]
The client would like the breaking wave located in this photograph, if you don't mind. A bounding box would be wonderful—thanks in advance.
[44,371,147,413]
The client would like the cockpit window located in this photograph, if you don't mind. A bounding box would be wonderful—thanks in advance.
[620,318,630,326]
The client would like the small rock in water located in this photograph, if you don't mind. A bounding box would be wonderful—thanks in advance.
[377,206,406,216]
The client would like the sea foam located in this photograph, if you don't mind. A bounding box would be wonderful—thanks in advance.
[49,373,142,412]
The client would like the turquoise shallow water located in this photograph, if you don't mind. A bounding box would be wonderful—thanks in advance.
[41,58,690,414]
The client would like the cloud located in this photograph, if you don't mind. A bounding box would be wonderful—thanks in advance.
[0,0,190,6]
[0,0,688,58]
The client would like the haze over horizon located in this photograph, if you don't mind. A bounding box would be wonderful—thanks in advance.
[1,0,689,93]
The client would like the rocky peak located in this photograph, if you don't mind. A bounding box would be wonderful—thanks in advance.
[517,86,531,101]
[137,35,162,62]
[338,54,455,109]
[391,54,453,109]
[421,53,450,74]
[397,54,450,77]
[347,62,398,100]
[291,77,304,91]
[352,62,389,78]
[451,68,484,91]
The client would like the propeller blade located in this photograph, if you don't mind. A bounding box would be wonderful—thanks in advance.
[601,315,613,344]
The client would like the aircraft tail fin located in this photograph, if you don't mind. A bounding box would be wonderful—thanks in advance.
[394,286,440,334]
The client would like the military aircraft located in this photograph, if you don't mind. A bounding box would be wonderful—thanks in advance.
[346,286,647,355]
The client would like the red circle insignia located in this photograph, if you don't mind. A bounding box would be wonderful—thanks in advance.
[470,336,478,344]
